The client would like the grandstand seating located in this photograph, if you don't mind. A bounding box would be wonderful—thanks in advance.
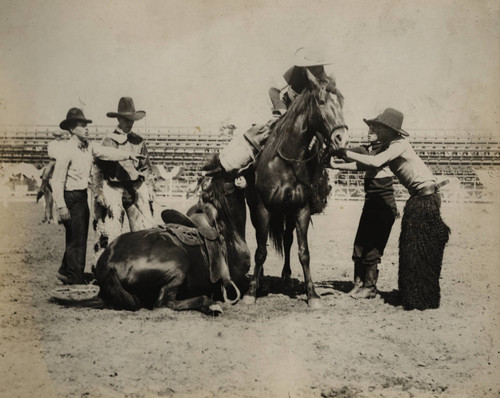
[1,125,499,201]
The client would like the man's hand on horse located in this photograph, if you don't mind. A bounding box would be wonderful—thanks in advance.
[330,148,348,161]
[96,193,113,217]
[129,154,145,162]
[328,159,342,169]
[59,206,71,221]
[234,176,247,189]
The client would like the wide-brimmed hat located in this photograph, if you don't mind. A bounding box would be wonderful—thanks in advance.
[106,97,146,121]
[363,108,409,137]
[59,108,93,131]
[292,47,332,67]
[283,47,332,85]
[52,130,65,137]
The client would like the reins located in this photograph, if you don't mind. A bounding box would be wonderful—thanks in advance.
[273,91,349,189]
[276,94,348,165]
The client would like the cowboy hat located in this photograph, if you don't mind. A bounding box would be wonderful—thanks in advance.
[292,46,333,67]
[106,97,146,121]
[59,108,93,131]
[52,130,65,137]
[283,47,333,86]
[363,108,409,137]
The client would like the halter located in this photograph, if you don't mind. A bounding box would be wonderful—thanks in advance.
[277,92,348,164]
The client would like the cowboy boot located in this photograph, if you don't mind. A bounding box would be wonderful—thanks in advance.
[351,264,378,299]
[348,262,364,296]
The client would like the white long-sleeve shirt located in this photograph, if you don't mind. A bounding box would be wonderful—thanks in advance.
[52,135,134,208]
[47,139,67,160]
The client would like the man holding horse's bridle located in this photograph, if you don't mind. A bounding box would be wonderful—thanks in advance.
[331,108,451,310]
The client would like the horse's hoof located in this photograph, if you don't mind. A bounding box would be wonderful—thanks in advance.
[307,298,322,309]
[208,304,223,315]
[242,294,256,305]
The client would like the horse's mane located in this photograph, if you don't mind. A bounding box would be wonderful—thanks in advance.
[201,154,221,173]
[200,155,238,243]
[259,84,320,166]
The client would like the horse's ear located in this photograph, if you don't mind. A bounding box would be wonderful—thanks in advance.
[305,68,321,91]
[325,74,337,93]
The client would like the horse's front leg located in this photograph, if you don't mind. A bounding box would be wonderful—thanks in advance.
[282,215,295,291]
[242,200,269,305]
[295,205,321,309]
[155,284,223,315]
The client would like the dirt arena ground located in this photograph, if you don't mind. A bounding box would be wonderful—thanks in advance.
[0,197,499,398]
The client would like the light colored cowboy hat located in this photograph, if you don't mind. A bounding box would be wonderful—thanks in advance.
[59,108,93,131]
[292,46,333,67]
[106,97,146,121]
[363,108,409,137]
[283,47,333,85]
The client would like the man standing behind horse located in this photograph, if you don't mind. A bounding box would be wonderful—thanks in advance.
[92,97,155,267]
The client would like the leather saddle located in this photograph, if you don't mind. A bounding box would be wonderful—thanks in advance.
[160,209,218,241]
[160,208,228,284]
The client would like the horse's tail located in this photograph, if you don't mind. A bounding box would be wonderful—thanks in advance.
[268,207,285,256]
[98,267,141,311]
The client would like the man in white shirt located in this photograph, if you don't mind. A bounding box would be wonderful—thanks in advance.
[52,108,141,285]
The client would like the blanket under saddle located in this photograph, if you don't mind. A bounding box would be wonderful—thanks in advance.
[159,209,229,284]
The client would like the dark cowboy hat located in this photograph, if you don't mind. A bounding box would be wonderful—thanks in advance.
[59,108,93,131]
[363,108,409,137]
[106,97,146,121]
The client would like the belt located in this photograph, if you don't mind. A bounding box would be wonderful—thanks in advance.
[413,179,449,197]
[107,177,144,188]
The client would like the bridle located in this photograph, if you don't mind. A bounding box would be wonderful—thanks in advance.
[278,89,348,164]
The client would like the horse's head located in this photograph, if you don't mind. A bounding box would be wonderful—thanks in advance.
[305,69,349,150]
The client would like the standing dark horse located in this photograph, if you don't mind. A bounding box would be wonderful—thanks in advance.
[242,69,349,308]
[94,166,250,315]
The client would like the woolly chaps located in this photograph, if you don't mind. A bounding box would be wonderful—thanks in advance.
[399,193,450,310]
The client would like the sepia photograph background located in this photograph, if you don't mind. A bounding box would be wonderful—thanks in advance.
[1,1,499,397]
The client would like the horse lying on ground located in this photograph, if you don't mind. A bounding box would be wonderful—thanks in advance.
[89,171,250,315]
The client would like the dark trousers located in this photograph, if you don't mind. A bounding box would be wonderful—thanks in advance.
[58,190,89,283]
[352,197,396,265]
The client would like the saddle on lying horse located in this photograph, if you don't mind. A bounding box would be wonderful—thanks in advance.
[160,209,229,285]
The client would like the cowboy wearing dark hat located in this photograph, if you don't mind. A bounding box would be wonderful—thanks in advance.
[330,120,398,300]
[92,97,155,267]
[332,108,450,310]
[52,107,142,285]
